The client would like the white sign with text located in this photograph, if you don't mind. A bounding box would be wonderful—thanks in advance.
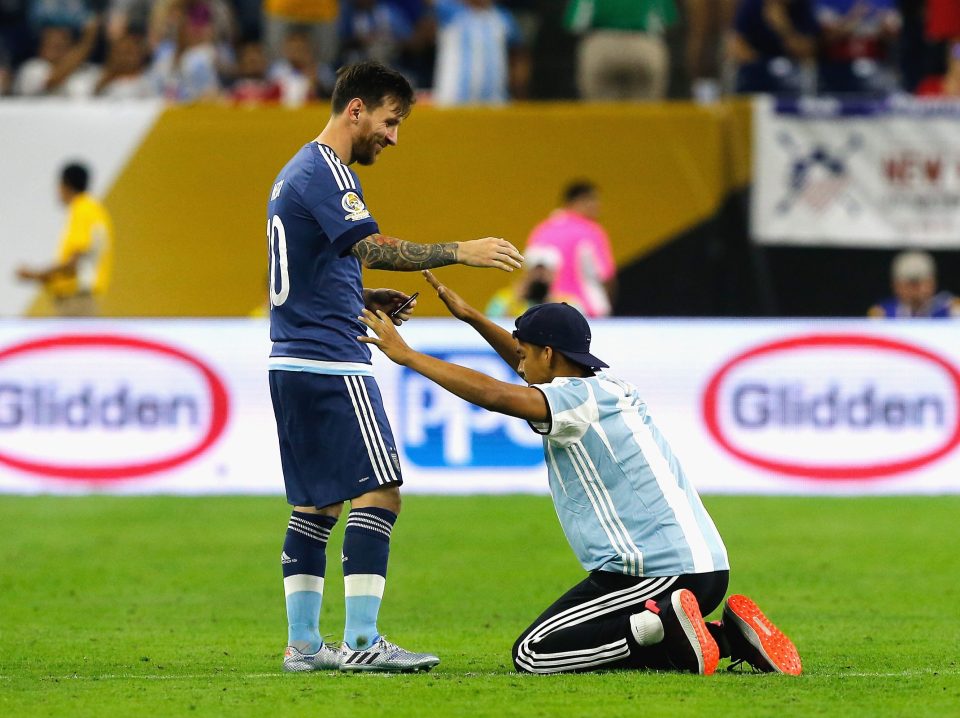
[752,95,960,247]
[1,319,959,495]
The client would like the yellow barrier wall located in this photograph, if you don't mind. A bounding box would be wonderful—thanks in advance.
[92,100,751,317]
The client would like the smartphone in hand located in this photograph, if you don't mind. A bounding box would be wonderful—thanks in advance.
[389,292,419,319]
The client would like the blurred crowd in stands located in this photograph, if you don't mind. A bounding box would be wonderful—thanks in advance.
[0,0,956,103]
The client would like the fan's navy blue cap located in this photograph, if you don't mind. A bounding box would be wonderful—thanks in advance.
[512,303,608,370]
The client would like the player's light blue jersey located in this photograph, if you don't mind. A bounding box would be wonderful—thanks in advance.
[267,142,380,369]
[530,373,729,577]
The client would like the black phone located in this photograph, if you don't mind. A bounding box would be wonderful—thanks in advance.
[389,292,419,319]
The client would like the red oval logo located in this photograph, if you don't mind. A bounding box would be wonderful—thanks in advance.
[702,334,960,480]
[0,334,230,481]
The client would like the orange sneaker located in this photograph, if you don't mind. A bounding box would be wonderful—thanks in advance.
[722,594,802,675]
[661,589,720,675]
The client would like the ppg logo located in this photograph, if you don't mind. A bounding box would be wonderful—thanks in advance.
[399,351,544,467]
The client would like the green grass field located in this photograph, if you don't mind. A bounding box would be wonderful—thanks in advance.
[1,494,958,717]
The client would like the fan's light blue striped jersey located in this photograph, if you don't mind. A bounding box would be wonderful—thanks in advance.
[530,372,729,577]
[432,0,521,106]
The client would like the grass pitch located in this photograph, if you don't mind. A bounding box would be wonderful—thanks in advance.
[1,494,958,718]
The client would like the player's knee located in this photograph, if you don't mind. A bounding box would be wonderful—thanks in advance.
[513,660,533,673]
[513,650,545,674]
[352,485,401,514]
[511,649,527,673]
[378,486,401,514]
[295,503,343,520]
[511,634,532,673]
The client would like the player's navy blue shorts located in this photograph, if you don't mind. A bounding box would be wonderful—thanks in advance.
[269,370,403,508]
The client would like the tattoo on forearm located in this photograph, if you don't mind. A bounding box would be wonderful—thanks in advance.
[352,235,458,270]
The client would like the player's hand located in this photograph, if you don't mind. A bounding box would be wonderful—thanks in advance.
[357,308,414,364]
[364,288,416,326]
[456,237,523,272]
[422,270,477,322]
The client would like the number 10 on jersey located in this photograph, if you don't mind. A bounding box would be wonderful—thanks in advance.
[268,214,289,307]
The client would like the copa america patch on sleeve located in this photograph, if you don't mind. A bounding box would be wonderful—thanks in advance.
[342,192,371,222]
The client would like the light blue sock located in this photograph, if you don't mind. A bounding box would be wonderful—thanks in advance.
[286,589,323,653]
[281,511,336,654]
[344,593,383,650]
[341,507,396,650]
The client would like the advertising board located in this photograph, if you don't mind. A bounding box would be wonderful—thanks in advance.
[1,319,958,495]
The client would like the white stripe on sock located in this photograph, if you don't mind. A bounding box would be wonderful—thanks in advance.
[346,515,393,538]
[347,511,394,533]
[283,575,324,596]
[288,517,331,542]
[343,574,386,598]
[287,524,327,543]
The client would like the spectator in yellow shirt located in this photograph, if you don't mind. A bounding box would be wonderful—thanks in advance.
[15,163,114,317]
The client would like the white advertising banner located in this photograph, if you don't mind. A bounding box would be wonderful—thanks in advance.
[751,95,960,247]
[1,318,959,496]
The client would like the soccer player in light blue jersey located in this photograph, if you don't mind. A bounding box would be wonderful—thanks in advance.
[267,62,524,674]
[358,270,803,676]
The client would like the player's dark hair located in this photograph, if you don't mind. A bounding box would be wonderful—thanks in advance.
[331,61,415,118]
[61,163,90,193]
[563,180,597,205]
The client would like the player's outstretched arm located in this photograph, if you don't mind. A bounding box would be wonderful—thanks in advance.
[357,308,548,422]
[422,270,521,373]
[351,234,522,272]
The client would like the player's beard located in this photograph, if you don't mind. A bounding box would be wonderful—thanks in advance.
[353,135,383,166]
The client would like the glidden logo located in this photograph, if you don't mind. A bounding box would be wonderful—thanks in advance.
[702,334,960,480]
[0,334,229,481]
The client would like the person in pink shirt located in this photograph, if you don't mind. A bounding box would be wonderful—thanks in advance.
[524,180,617,317]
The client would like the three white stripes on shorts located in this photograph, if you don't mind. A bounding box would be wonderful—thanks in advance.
[344,375,399,486]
